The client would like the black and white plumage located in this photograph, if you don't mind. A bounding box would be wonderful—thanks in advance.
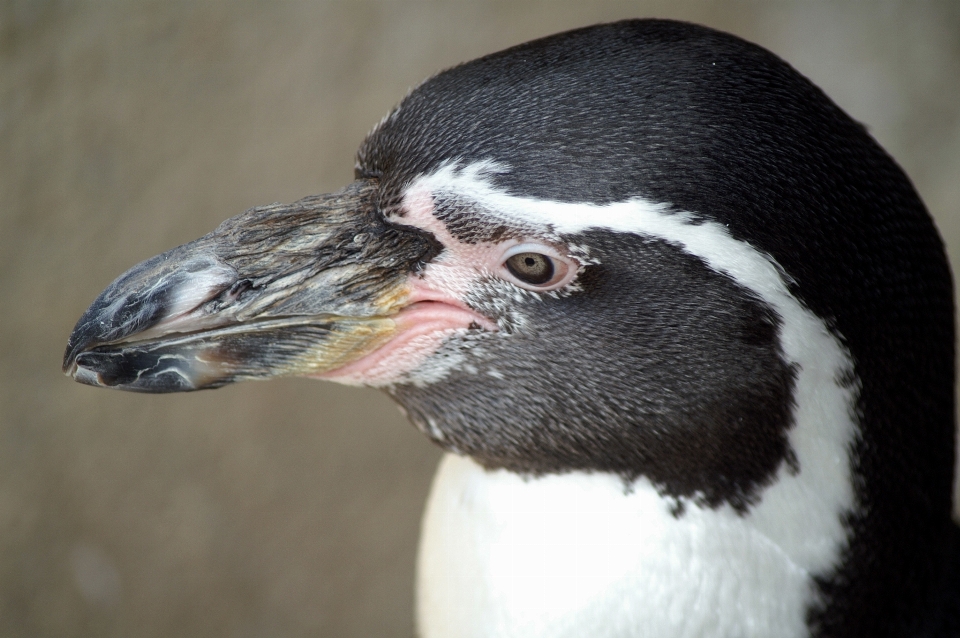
[63,19,957,637]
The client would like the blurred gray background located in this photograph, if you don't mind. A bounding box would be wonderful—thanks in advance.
[2,1,959,636]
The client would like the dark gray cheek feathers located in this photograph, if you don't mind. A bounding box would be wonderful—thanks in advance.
[391,234,798,513]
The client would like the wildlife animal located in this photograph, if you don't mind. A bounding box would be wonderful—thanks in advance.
[63,19,958,638]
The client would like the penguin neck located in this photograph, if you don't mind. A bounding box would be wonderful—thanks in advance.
[416,453,830,638]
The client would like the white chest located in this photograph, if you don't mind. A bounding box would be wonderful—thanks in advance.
[416,454,837,638]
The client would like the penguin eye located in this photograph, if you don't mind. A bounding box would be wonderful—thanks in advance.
[498,244,575,290]
[505,252,554,285]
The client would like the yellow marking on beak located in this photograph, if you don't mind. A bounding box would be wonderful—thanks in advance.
[294,317,399,376]
[373,280,415,315]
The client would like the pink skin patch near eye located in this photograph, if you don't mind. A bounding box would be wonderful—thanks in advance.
[318,286,495,387]
[317,186,499,386]
[319,183,577,386]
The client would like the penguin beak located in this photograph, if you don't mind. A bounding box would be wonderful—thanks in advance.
[62,180,441,392]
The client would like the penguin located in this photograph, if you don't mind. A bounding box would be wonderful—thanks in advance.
[62,19,958,638]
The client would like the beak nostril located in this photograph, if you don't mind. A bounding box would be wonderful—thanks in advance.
[226,279,254,301]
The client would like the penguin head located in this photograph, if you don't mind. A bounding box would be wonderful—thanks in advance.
[344,20,952,518]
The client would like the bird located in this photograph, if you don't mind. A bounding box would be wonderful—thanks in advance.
[62,18,958,638]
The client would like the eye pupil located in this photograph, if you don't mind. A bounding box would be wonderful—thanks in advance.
[506,252,554,285]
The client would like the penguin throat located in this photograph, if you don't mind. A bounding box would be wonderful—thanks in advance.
[417,454,821,638]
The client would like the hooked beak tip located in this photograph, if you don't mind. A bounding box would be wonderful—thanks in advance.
[72,362,103,387]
